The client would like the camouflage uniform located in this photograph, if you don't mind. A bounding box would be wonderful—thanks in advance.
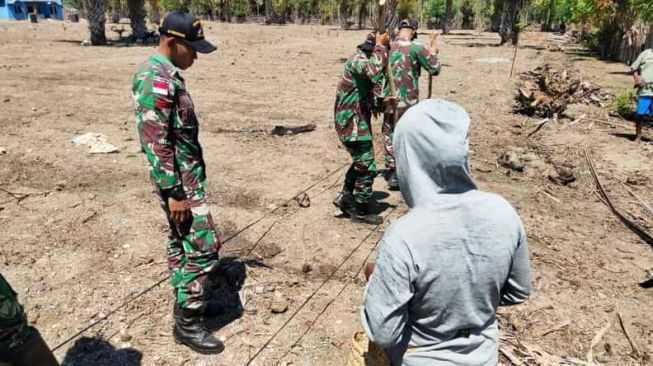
[0,274,29,351]
[133,54,221,311]
[334,44,387,205]
[383,36,441,169]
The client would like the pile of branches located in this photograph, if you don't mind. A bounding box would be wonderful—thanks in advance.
[515,64,613,117]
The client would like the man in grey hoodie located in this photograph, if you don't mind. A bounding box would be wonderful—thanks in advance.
[361,99,531,365]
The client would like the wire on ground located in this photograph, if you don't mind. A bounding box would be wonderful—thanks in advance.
[51,163,348,352]
[244,206,397,366]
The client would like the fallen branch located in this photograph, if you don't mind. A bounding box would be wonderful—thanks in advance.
[271,124,316,136]
[619,182,653,218]
[587,318,612,365]
[541,189,561,203]
[584,149,653,247]
[528,118,551,137]
[539,320,571,337]
[0,187,49,203]
[617,312,640,356]
[568,113,587,126]
[499,346,524,365]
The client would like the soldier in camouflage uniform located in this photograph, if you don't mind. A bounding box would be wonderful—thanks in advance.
[333,32,389,225]
[132,11,224,354]
[383,19,441,189]
[0,274,59,365]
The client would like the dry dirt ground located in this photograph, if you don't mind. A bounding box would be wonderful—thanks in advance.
[0,19,652,366]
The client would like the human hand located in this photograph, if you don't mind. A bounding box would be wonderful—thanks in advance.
[364,262,375,281]
[376,32,390,47]
[168,196,191,223]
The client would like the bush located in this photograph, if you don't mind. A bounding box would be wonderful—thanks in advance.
[611,89,637,115]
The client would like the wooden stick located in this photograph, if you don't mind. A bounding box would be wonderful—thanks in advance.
[509,42,519,78]
[528,118,550,137]
[619,182,653,218]
[617,312,640,356]
[587,319,612,364]
[539,320,570,337]
[499,346,524,365]
[541,189,561,203]
[584,149,653,247]
[427,32,438,99]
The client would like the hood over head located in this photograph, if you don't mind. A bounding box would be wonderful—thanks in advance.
[394,99,477,207]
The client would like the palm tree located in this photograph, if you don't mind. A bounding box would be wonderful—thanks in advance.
[83,0,107,45]
[128,0,148,40]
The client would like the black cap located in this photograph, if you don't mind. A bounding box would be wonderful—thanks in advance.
[399,18,418,31]
[159,11,216,54]
[358,32,376,52]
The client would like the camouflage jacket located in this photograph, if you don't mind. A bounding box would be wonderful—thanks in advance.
[334,45,387,142]
[132,54,206,197]
[0,274,29,350]
[386,36,441,108]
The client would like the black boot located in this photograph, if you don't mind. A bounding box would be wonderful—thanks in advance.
[0,327,60,366]
[386,170,399,191]
[172,300,224,318]
[348,203,383,225]
[332,189,354,214]
[173,305,225,354]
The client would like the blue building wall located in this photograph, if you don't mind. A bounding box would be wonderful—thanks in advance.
[0,0,63,20]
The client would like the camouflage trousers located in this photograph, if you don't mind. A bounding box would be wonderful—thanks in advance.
[343,141,377,205]
[158,188,222,310]
[0,275,30,351]
[382,106,409,170]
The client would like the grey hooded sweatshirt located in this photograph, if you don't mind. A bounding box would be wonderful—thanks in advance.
[361,99,531,366]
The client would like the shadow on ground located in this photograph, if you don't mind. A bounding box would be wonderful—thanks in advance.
[61,337,142,366]
[204,257,246,332]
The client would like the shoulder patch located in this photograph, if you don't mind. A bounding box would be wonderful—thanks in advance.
[152,76,169,95]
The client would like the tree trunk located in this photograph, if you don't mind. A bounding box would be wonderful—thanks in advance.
[264,0,273,23]
[109,0,120,23]
[222,0,232,22]
[358,0,365,29]
[443,0,453,34]
[490,0,502,32]
[545,0,555,31]
[339,0,348,30]
[128,0,148,40]
[83,0,107,45]
[498,0,528,45]
[148,0,160,25]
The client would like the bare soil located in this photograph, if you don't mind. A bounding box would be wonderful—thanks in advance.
[0,20,652,366]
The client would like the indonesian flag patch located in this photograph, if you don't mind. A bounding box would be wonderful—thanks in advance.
[152,78,168,95]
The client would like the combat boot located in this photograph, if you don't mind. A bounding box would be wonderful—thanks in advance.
[173,305,225,354]
[0,327,60,366]
[386,170,399,191]
[172,300,224,318]
[332,189,354,214]
[348,203,383,225]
